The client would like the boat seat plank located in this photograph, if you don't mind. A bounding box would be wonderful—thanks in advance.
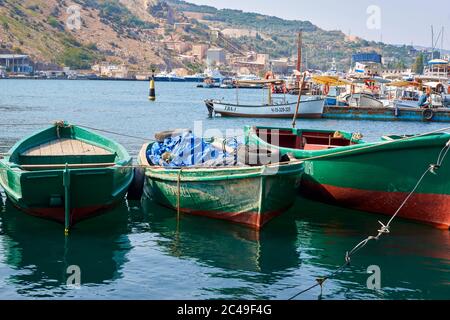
[303,144,342,151]
[22,139,113,156]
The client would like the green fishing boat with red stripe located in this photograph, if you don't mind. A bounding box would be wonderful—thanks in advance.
[245,126,450,229]
[0,122,134,229]
[138,142,304,230]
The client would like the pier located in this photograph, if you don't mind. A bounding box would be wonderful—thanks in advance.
[323,106,450,122]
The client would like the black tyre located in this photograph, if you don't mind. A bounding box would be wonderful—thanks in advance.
[127,168,145,201]
[154,129,191,142]
[422,108,434,121]
[237,145,287,166]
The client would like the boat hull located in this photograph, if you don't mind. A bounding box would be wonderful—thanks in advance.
[207,99,325,119]
[246,127,450,228]
[139,146,303,229]
[301,180,450,229]
[0,164,133,225]
[348,93,384,108]
[0,124,134,226]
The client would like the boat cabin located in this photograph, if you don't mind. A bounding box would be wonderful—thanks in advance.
[253,127,361,151]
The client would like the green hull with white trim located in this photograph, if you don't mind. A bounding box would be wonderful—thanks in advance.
[0,122,134,227]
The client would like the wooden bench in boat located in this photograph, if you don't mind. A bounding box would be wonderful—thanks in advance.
[19,138,117,167]
[255,129,353,150]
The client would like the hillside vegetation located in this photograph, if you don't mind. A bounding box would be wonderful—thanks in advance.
[0,0,415,71]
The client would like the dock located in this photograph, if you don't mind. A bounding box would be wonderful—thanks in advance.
[323,106,450,122]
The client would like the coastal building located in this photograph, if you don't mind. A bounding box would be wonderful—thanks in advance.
[270,58,289,75]
[0,54,33,74]
[206,48,226,66]
[0,66,6,78]
[92,63,129,79]
[164,41,192,54]
[256,54,269,66]
[423,59,449,79]
[192,44,208,60]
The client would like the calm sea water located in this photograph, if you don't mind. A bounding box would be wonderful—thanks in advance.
[0,79,448,300]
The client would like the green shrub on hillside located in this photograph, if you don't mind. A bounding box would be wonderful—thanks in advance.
[59,47,96,70]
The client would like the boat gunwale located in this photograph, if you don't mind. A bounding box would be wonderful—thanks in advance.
[138,142,304,182]
[245,125,450,159]
[207,98,324,109]
[0,123,132,168]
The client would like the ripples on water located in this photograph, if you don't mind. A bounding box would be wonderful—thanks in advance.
[0,80,449,299]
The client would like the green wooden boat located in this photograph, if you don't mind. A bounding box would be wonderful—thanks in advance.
[245,125,450,229]
[138,142,304,230]
[0,122,134,230]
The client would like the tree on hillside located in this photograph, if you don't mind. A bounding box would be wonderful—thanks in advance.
[413,53,424,75]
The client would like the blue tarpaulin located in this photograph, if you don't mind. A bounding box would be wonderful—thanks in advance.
[352,53,382,64]
[147,133,239,167]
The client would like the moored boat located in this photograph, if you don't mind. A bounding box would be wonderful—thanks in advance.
[205,79,325,118]
[245,125,450,229]
[138,135,304,230]
[206,98,325,118]
[0,122,134,229]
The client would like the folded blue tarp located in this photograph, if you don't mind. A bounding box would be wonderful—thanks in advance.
[147,133,239,167]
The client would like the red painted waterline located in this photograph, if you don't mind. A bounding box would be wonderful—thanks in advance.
[163,205,293,230]
[216,111,322,119]
[302,180,450,229]
[15,203,117,225]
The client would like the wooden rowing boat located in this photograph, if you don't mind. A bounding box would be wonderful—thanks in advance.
[245,125,450,229]
[0,122,134,229]
[138,142,304,230]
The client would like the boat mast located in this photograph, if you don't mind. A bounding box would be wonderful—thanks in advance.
[297,31,302,82]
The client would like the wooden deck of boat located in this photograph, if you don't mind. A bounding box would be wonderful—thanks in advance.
[22,138,112,156]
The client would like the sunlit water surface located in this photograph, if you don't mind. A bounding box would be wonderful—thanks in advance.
[0,80,448,299]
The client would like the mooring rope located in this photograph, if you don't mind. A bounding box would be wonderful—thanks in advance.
[287,139,450,300]
[176,169,182,221]
[76,124,156,142]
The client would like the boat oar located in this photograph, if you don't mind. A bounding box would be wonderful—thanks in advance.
[292,72,306,128]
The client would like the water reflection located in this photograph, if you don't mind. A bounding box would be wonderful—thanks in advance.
[0,200,132,297]
[141,197,300,274]
[292,197,450,300]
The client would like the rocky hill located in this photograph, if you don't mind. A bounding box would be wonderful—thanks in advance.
[0,0,416,72]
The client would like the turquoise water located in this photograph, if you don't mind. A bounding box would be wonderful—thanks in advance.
[0,80,449,300]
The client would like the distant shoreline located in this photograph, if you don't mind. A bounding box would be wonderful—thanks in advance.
[1,77,149,82]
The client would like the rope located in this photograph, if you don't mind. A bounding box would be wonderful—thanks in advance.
[288,139,450,300]
[76,124,155,142]
[176,169,182,221]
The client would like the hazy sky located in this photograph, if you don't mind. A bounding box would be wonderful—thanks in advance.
[187,0,450,49]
